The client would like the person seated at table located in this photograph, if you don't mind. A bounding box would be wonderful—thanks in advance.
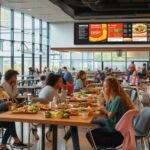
[86,76,134,148]
[74,70,87,92]
[0,69,19,103]
[36,75,46,87]
[0,101,28,150]
[0,87,10,100]
[138,63,147,79]
[130,71,139,85]
[31,73,65,141]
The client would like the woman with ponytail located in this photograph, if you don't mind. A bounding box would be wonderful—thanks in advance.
[86,76,134,147]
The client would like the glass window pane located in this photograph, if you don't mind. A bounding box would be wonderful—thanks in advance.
[60,60,70,69]
[71,52,82,59]
[102,52,111,61]
[35,57,40,69]
[61,52,70,59]
[1,7,11,28]
[24,15,32,42]
[103,62,112,69]
[14,57,21,73]
[112,52,126,61]
[24,57,32,75]
[0,41,11,57]
[14,42,21,56]
[14,12,21,29]
[127,51,149,61]
[35,44,40,56]
[1,27,11,40]
[50,60,60,71]
[24,42,32,57]
[94,52,101,61]
[112,62,126,71]
[71,60,82,70]
[0,57,11,73]
[94,62,102,70]
[42,57,47,70]
[35,19,40,44]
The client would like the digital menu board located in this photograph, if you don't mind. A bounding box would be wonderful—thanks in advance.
[74,22,150,44]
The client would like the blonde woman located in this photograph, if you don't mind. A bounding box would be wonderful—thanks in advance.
[86,76,134,148]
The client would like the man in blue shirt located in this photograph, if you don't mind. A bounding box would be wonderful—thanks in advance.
[62,66,73,84]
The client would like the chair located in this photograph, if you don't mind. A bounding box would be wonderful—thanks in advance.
[130,90,137,102]
[134,107,150,150]
[88,109,137,150]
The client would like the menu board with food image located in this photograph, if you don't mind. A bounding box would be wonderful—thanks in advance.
[132,23,147,41]
[74,22,150,44]
[108,23,123,42]
[89,24,107,42]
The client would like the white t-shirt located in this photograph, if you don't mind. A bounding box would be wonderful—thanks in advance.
[1,81,17,99]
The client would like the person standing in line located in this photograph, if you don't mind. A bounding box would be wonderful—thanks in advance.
[128,61,136,81]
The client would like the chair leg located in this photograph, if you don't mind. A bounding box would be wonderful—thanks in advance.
[136,138,142,150]
[88,130,97,150]
[28,123,31,150]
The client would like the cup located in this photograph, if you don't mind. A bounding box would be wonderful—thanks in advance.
[49,101,54,109]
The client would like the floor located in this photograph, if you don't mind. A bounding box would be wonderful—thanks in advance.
[2,123,149,150]
[10,123,93,150]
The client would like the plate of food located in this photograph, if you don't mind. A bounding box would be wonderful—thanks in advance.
[32,103,49,110]
[132,23,147,37]
[12,105,39,114]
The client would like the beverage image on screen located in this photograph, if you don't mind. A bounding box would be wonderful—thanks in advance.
[89,24,107,42]
[132,23,147,41]
[108,23,123,42]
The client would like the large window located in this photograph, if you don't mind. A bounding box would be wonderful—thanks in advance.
[0,6,50,75]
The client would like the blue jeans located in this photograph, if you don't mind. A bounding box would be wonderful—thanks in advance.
[0,122,17,144]
[64,126,80,150]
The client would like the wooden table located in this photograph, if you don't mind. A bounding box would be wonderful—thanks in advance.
[0,111,94,150]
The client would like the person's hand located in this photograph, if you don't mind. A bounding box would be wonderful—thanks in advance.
[100,90,104,98]
[5,101,12,106]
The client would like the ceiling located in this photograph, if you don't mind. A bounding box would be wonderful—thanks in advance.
[0,0,73,22]
[50,0,150,20]
[1,0,150,23]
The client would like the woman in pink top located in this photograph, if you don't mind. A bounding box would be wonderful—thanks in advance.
[130,71,139,85]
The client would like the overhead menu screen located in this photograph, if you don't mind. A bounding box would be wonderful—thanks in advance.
[74,22,150,44]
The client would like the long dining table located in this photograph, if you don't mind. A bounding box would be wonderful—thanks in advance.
[0,111,95,150]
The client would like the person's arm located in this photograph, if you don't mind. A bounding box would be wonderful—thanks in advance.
[99,98,121,119]
[98,106,115,118]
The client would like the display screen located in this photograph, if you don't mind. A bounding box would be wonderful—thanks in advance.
[74,22,150,44]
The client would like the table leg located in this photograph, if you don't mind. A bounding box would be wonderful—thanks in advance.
[21,122,23,142]
[52,125,58,150]
[41,124,45,150]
